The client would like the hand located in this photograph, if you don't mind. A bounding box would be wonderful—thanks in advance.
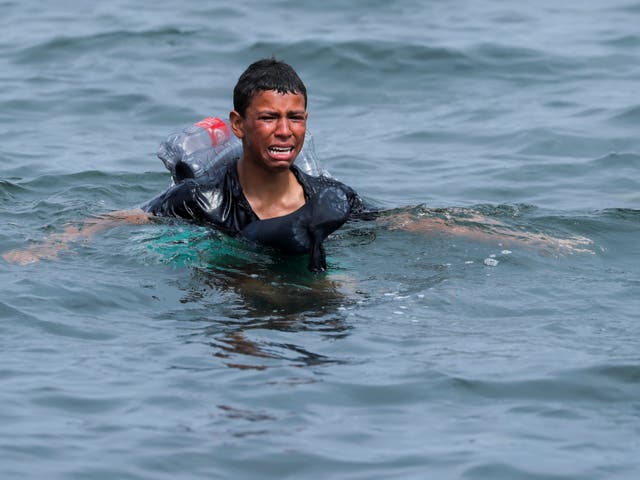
[2,244,67,265]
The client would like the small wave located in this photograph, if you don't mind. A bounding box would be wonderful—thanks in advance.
[516,130,616,158]
[463,462,577,480]
[615,3,640,14]
[600,207,640,221]
[446,375,616,403]
[591,152,640,168]
[609,104,640,124]
[13,170,165,191]
[245,38,470,75]
[0,179,28,200]
[11,27,196,65]
[243,38,579,84]
[603,34,640,48]
[443,362,640,406]
[574,364,640,383]
[0,298,116,341]
[0,301,41,334]
[1,87,156,118]
[30,392,126,415]
[465,203,537,218]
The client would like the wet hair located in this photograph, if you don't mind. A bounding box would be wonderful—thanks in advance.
[233,58,307,117]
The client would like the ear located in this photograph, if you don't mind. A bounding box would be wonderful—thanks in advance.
[229,110,244,139]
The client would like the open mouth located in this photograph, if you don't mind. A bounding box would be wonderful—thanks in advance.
[268,146,294,154]
[268,146,295,159]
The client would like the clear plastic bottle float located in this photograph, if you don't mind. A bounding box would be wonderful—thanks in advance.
[157,117,328,184]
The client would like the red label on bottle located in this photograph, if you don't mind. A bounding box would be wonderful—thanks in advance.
[195,117,230,146]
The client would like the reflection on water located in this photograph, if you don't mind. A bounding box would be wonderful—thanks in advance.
[138,203,602,372]
[169,247,362,370]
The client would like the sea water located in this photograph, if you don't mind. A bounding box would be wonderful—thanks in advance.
[1,1,639,479]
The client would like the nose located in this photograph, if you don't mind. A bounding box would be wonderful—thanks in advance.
[274,117,292,137]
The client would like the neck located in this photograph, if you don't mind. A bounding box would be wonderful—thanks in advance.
[236,156,305,219]
[237,155,293,196]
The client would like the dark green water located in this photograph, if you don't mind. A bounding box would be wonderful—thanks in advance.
[1,1,639,479]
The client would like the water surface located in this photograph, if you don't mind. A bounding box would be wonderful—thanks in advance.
[1,1,639,479]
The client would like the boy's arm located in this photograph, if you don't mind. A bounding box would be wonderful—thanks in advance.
[383,209,592,255]
[2,209,152,265]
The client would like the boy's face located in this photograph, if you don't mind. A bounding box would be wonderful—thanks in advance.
[231,89,307,172]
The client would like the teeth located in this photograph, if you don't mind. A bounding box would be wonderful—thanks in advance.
[269,146,293,152]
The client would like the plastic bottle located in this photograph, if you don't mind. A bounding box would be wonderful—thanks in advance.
[157,117,328,183]
[295,131,330,177]
[157,117,242,182]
